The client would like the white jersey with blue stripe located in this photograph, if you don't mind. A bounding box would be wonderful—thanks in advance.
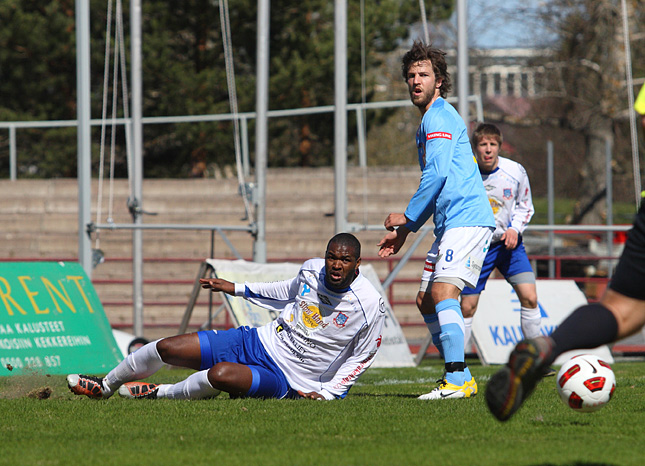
[404,97,494,240]
[481,156,534,243]
[234,258,385,400]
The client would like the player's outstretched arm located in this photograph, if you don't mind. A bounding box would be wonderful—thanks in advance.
[378,226,410,257]
[199,278,235,295]
[383,212,408,231]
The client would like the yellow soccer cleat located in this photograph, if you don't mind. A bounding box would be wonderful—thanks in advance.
[418,379,474,400]
[466,377,478,397]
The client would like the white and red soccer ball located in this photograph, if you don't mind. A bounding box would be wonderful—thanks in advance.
[556,354,616,413]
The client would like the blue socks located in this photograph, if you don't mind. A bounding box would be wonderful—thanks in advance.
[423,313,444,358]
[435,299,467,386]
[422,299,473,385]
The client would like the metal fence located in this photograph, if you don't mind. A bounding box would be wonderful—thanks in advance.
[0,96,484,181]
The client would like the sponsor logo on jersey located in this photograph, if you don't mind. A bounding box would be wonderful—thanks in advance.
[317,293,332,306]
[333,350,377,390]
[333,312,349,328]
[299,301,329,331]
[426,132,452,140]
[489,197,502,216]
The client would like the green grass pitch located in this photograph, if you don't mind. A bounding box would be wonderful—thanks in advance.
[1,359,644,466]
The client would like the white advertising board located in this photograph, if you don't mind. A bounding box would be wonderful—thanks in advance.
[205,259,414,368]
[471,280,613,365]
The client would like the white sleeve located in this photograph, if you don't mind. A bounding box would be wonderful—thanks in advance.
[510,164,534,234]
[237,276,301,312]
[319,297,386,399]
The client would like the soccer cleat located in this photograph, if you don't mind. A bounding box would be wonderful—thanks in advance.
[485,336,554,422]
[466,377,478,397]
[118,382,160,399]
[542,366,557,377]
[418,379,473,400]
[67,374,109,399]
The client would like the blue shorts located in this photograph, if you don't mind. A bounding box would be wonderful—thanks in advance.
[197,327,296,399]
[462,238,534,295]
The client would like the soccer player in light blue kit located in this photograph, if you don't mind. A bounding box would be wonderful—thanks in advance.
[378,41,495,400]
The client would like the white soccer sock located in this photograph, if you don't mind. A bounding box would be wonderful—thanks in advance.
[104,339,165,392]
[520,306,542,339]
[463,317,473,350]
[156,369,220,400]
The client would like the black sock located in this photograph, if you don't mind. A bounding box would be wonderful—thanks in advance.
[549,303,618,362]
[444,361,465,373]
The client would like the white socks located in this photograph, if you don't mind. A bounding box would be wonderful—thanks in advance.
[104,339,165,393]
[102,338,221,400]
[156,370,221,400]
[462,308,540,347]
[520,306,542,339]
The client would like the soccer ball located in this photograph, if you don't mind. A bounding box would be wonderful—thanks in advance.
[556,354,616,413]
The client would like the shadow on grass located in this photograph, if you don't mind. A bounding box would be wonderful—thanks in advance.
[529,463,619,466]
[350,393,431,398]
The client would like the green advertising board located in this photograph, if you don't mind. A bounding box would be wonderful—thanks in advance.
[0,262,122,376]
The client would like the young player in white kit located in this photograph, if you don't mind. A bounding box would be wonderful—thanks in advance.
[67,233,385,401]
[378,41,495,400]
[460,124,545,359]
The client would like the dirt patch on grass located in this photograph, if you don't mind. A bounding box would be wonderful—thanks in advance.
[27,386,52,399]
[0,372,57,400]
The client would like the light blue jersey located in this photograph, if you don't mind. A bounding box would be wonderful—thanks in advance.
[404,98,494,240]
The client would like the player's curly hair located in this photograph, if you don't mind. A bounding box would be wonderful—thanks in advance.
[401,41,451,98]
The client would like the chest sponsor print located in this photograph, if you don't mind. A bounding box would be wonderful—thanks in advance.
[297,301,329,334]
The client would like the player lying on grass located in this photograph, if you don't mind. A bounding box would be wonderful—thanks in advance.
[486,196,645,421]
[68,233,385,401]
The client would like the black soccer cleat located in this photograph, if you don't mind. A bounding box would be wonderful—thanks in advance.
[485,337,554,422]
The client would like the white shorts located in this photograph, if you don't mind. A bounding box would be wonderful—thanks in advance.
[420,226,493,292]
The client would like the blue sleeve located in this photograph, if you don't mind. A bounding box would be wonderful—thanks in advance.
[404,112,456,232]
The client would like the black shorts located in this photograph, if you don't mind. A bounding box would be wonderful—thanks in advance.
[609,201,645,300]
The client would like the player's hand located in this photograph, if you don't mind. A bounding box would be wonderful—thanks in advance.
[199,278,235,295]
[297,390,325,400]
[502,228,519,249]
[378,228,409,258]
[383,213,408,231]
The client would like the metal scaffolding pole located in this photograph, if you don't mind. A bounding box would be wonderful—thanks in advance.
[75,0,93,277]
[457,0,469,125]
[334,0,348,233]
[253,0,270,263]
[130,0,144,337]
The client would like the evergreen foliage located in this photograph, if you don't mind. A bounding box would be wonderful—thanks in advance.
[0,0,453,178]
